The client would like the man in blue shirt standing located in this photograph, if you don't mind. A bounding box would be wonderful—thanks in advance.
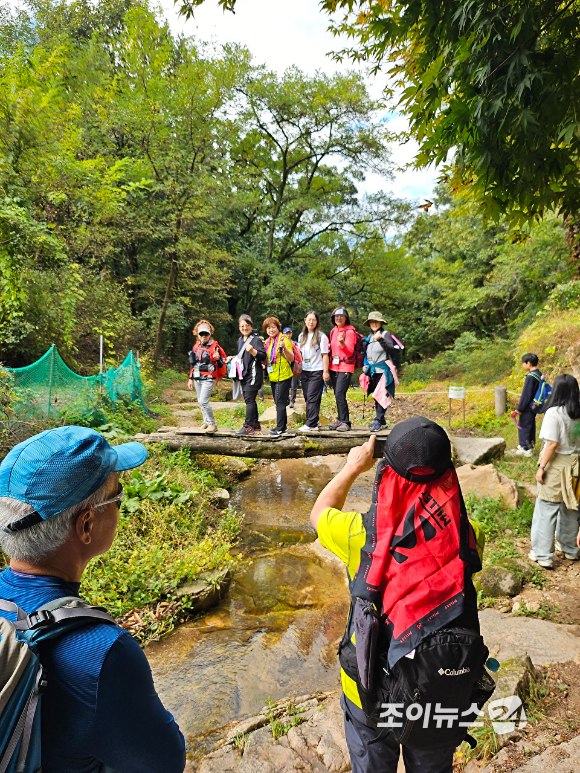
[0,426,186,773]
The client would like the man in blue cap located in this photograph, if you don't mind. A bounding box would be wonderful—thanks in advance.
[0,426,185,773]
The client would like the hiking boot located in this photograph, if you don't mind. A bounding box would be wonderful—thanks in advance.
[334,422,351,432]
[369,420,386,433]
[298,424,319,433]
[254,422,262,432]
[205,424,218,434]
[236,424,256,437]
[200,423,208,430]
[328,420,342,430]
[270,428,289,437]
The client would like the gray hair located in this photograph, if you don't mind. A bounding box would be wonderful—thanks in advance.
[0,478,112,563]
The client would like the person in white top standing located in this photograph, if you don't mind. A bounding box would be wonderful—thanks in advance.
[529,374,580,569]
[297,311,330,433]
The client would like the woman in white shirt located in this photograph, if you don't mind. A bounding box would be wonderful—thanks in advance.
[297,311,330,433]
[529,374,580,569]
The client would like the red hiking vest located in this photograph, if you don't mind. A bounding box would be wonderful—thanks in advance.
[351,461,480,667]
[190,341,227,381]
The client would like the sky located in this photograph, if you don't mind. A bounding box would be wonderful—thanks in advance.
[160,0,438,204]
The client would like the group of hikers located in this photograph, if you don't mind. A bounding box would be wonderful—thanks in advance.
[187,306,403,436]
[0,345,578,772]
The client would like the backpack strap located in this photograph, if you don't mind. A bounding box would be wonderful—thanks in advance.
[10,596,115,633]
[0,599,27,621]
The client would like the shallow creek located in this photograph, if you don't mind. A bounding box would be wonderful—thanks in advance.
[145,455,376,755]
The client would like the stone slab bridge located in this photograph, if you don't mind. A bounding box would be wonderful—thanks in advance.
[134,426,389,459]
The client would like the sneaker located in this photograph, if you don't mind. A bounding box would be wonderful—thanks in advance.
[270,428,289,437]
[564,553,579,561]
[205,424,218,434]
[298,424,319,433]
[327,420,342,430]
[201,423,208,430]
[334,422,351,432]
[369,420,387,433]
[528,551,552,568]
[515,445,534,457]
[254,423,262,432]
[235,425,256,437]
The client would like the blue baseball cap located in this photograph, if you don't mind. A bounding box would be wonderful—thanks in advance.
[283,327,292,334]
[0,426,147,530]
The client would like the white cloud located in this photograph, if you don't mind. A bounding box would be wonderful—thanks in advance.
[160,0,439,203]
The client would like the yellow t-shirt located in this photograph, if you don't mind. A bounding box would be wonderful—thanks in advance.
[317,506,486,709]
[266,336,294,382]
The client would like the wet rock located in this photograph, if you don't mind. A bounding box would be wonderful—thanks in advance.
[452,437,506,465]
[175,567,231,612]
[476,566,523,597]
[479,609,580,664]
[456,463,520,508]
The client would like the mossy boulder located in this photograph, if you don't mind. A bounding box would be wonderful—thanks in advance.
[494,557,535,584]
[475,566,523,597]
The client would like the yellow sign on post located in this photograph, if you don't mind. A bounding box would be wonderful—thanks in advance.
[448,386,466,428]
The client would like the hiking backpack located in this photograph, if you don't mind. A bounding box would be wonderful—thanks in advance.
[529,372,552,413]
[340,619,495,750]
[338,461,495,750]
[353,332,366,369]
[389,333,405,369]
[0,596,115,772]
[290,342,303,375]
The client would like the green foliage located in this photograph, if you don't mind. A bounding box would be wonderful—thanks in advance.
[82,443,243,618]
[181,0,580,221]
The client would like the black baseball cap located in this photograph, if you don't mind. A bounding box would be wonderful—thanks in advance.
[383,416,452,482]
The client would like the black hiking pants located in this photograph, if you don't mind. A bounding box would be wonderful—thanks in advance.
[242,383,260,428]
[271,377,292,432]
[301,370,324,428]
[330,371,352,426]
[518,408,536,450]
[342,695,455,773]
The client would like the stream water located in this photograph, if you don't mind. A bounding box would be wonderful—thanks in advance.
[145,455,376,758]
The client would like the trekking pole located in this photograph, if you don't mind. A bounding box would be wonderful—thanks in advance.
[363,391,366,421]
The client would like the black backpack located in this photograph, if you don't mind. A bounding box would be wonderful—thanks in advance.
[339,621,495,749]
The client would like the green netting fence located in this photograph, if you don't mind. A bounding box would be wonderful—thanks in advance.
[3,345,144,419]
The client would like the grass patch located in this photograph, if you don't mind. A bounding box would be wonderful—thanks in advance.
[80,443,243,642]
[466,494,534,541]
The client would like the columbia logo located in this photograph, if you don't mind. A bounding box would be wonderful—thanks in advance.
[438,667,470,676]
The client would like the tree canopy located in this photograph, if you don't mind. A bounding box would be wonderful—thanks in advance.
[181,0,580,224]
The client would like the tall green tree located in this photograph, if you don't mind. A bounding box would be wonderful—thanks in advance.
[183,0,580,224]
